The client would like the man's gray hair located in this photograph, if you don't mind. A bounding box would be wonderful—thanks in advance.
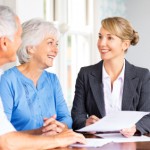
[0,5,17,41]
[17,18,60,64]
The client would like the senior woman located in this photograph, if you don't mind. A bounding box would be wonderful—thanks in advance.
[0,18,72,135]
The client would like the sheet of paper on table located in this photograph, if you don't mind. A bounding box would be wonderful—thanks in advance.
[77,111,149,132]
[95,133,150,143]
[70,134,150,148]
[70,138,112,148]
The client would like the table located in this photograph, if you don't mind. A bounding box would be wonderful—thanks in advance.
[54,134,150,150]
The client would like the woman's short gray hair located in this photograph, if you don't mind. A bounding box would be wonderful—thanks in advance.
[17,18,60,64]
[0,5,17,41]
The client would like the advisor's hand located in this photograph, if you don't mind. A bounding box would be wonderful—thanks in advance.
[120,125,136,138]
[86,115,100,126]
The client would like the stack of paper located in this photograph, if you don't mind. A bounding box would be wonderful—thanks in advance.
[70,135,150,148]
[96,133,150,143]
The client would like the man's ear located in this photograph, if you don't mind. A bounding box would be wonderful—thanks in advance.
[0,37,8,51]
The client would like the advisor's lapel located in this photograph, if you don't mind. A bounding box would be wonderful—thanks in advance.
[122,60,139,110]
[89,61,106,117]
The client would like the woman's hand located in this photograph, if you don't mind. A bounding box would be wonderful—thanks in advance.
[42,115,67,135]
[120,125,136,138]
[86,115,100,126]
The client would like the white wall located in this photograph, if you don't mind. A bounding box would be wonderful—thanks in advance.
[16,0,44,22]
[0,0,16,11]
[125,0,150,70]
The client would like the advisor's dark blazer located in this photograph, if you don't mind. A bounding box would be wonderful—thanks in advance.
[71,60,150,135]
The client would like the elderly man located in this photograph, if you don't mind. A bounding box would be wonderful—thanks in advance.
[0,5,85,149]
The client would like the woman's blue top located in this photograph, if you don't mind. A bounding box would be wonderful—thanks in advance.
[0,67,72,131]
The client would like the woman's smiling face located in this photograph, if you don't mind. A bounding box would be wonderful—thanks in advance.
[30,35,59,69]
[97,27,129,61]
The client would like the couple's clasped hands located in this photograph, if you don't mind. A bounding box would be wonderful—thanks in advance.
[41,115,86,146]
[41,114,66,135]
[86,115,137,137]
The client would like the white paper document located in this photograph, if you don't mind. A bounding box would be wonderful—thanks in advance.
[96,133,150,143]
[70,134,150,148]
[77,111,149,132]
[70,138,112,147]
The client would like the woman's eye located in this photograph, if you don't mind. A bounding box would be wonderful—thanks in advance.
[56,43,59,47]
[98,35,102,39]
[48,41,59,47]
[108,36,113,40]
[48,42,53,45]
